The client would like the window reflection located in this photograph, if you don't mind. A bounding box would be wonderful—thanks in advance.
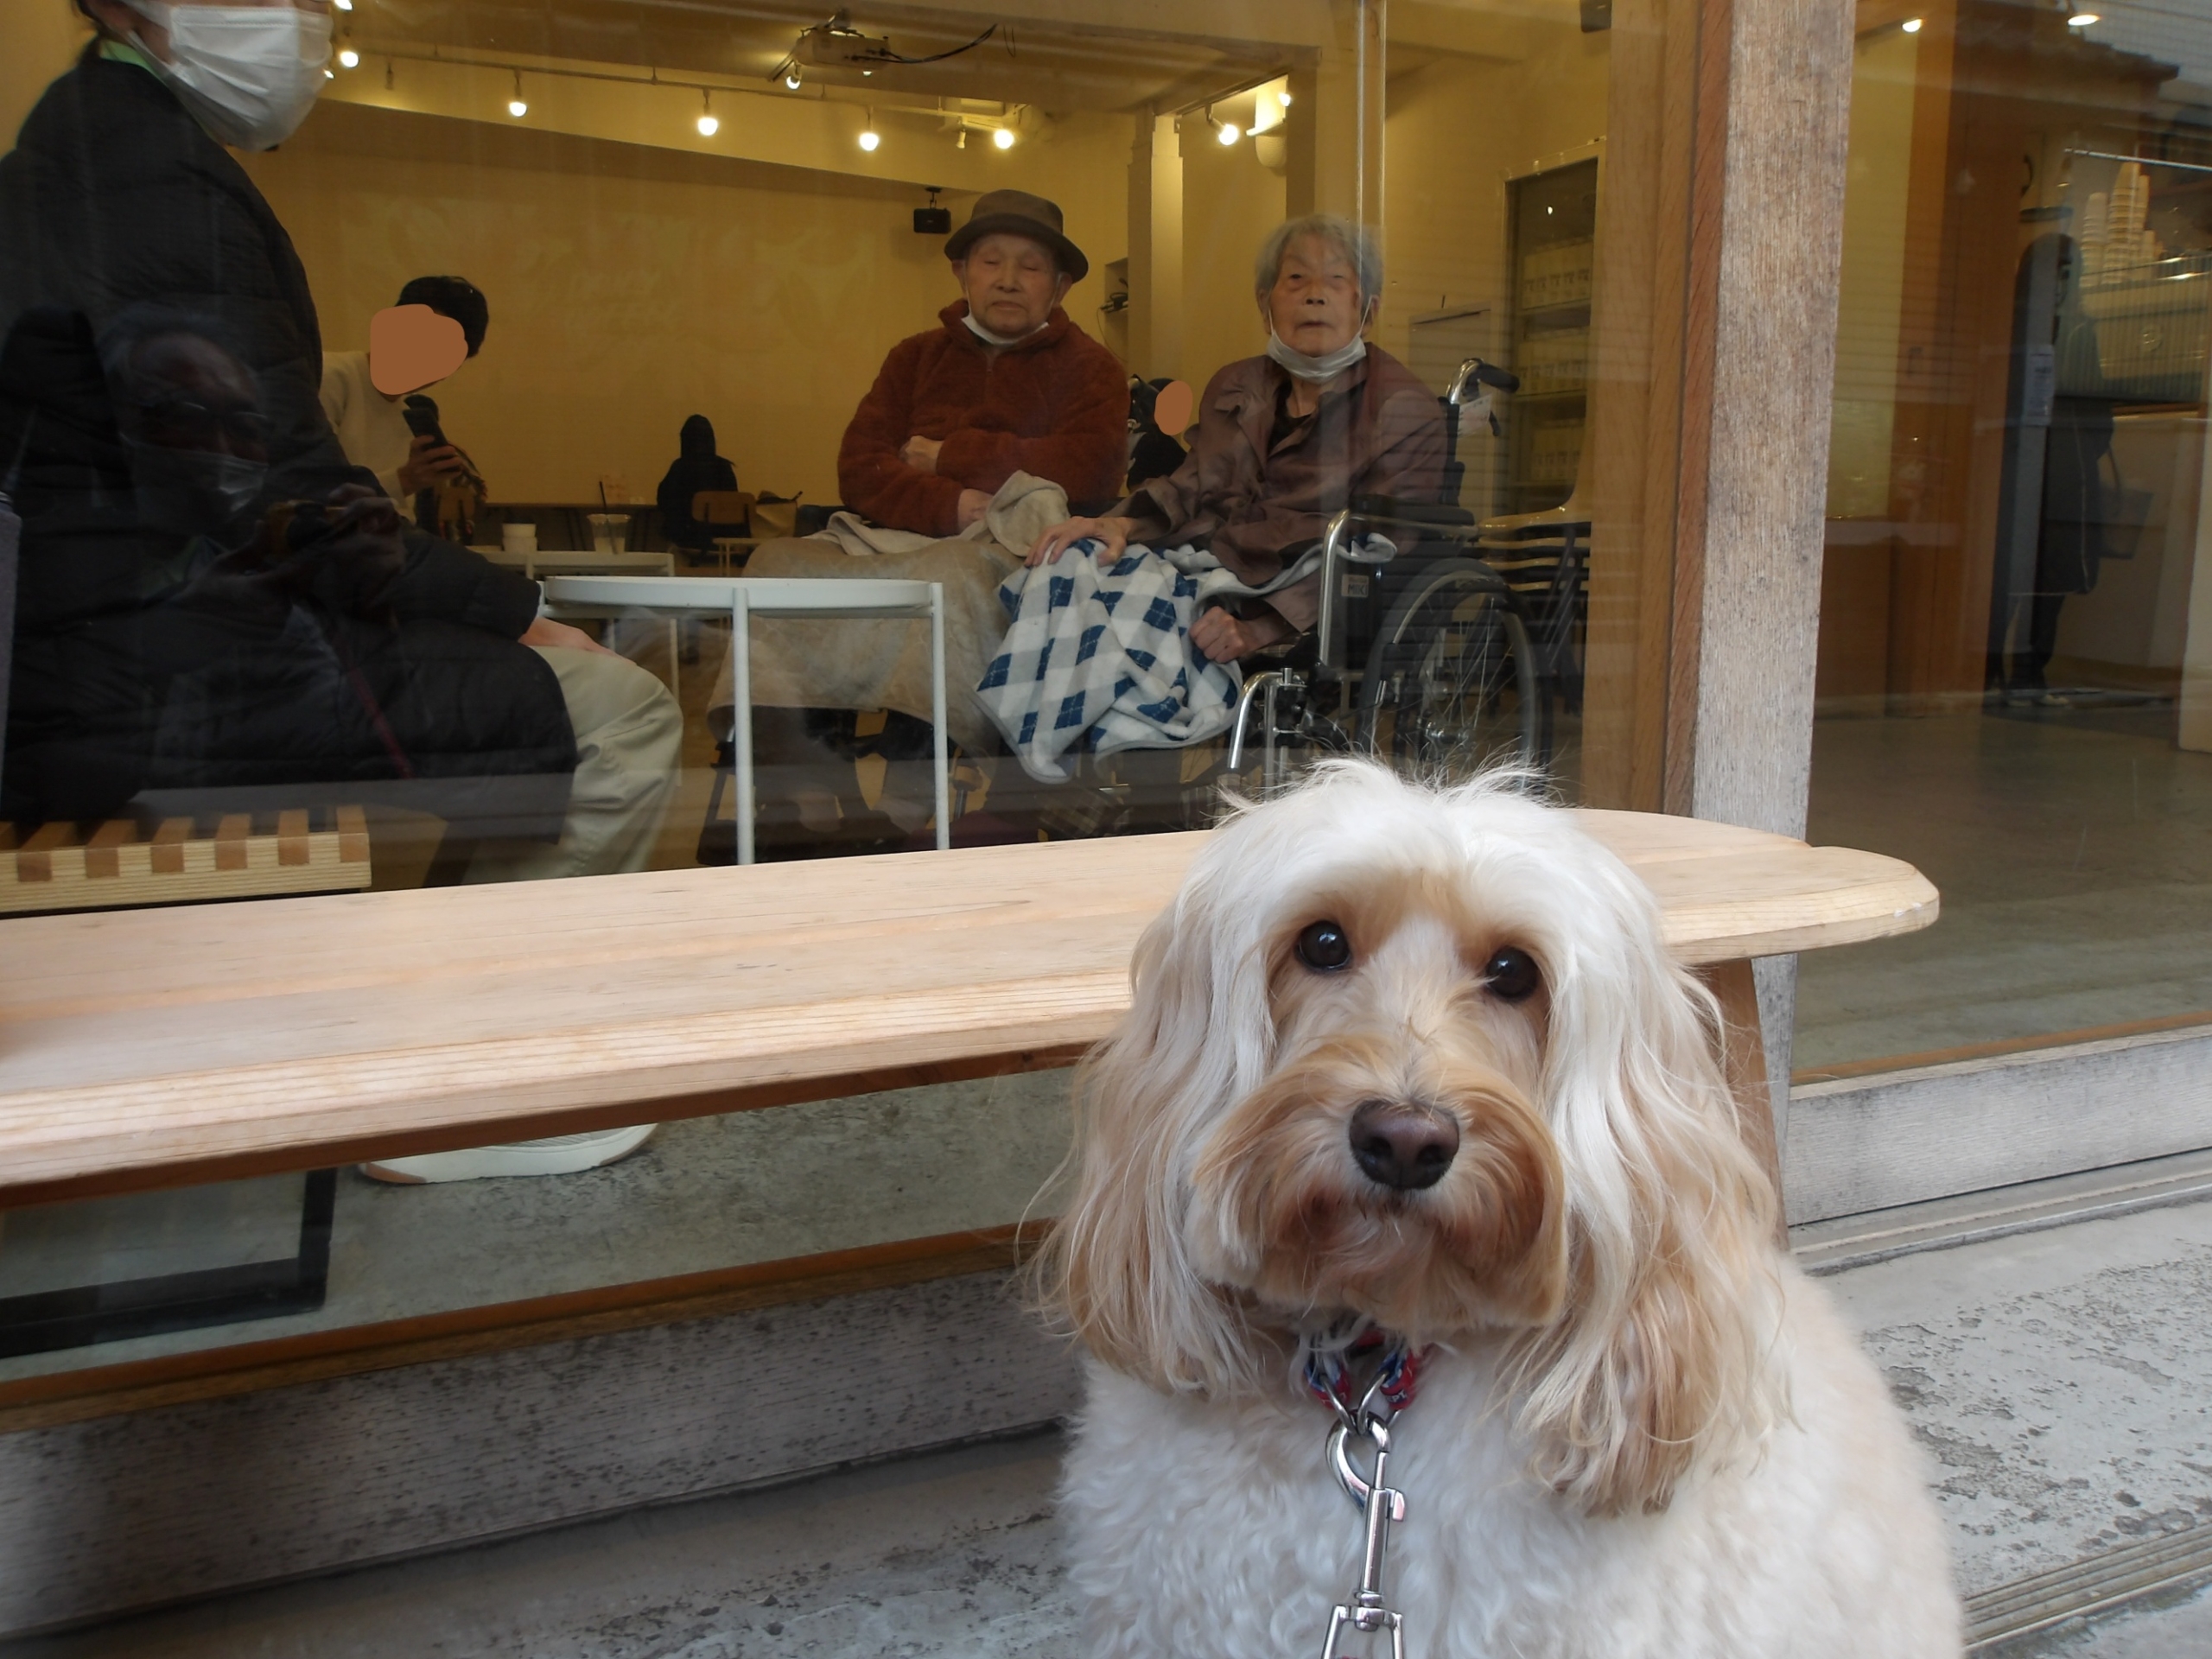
[1806,0,2212,1066]
[0,0,1658,1369]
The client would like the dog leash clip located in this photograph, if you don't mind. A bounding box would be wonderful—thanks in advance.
[1317,1403,1408,1659]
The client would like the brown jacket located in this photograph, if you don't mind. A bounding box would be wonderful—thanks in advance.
[838,302,1129,537]
[1116,348,1447,630]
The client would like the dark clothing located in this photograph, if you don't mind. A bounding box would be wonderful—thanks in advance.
[655,414,738,553]
[1115,348,1447,632]
[838,302,1128,536]
[0,56,574,826]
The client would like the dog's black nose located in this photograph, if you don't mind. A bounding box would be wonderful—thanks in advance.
[1349,1102,1460,1192]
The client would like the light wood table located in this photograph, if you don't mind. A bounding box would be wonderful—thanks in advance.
[0,813,1935,1210]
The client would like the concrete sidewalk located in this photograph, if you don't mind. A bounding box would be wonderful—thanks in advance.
[6,1194,2209,1658]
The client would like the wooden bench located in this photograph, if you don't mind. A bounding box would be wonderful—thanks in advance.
[0,812,1936,1210]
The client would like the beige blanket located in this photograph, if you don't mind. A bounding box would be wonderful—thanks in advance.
[709,474,1070,753]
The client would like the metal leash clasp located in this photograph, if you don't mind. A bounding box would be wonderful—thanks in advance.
[1316,1373,1408,1659]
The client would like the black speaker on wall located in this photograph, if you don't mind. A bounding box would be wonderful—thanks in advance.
[914,206,953,234]
[1580,0,1612,29]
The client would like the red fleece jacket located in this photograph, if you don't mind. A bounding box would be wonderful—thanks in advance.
[837,302,1129,536]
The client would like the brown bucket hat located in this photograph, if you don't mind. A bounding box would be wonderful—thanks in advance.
[944,189,1089,282]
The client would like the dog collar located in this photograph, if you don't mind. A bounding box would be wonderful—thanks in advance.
[1300,1326,1427,1423]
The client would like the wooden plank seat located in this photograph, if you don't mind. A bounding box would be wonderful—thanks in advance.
[0,807,370,917]
[0,811,1936,1209]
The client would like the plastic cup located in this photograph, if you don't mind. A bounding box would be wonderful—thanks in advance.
[588,512,629,555]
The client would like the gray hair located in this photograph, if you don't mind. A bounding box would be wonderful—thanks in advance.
[1254,214,1383,301]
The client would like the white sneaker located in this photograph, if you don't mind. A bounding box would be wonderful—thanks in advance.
[359,1124,658,1184]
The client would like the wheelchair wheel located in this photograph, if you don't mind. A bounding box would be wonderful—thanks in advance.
[1354,560,1547,776]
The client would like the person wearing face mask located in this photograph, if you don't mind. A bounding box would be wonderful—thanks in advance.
[0,1,682,880]
[836,190,1128,537]
[0,10,683,1180]
[704,192,1128,845]
[1027,214,1447,664]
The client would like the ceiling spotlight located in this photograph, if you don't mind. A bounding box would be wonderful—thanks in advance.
[2067,9,2098,23]
[1217,120,1241,145]
[1280,89,1293,106]
[697,90,718,136]
[334,0,352,9]
[1900,15,1923,29]
[992,125,1014,149]
[859,111,880,152]
[337,46,359,68]
[324,67,335,79]
[784,67,802,90]
[507,70,527,118]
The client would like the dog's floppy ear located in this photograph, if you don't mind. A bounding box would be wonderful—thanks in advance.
[1506,883,1785,1516]
[1030,880,1263,1396]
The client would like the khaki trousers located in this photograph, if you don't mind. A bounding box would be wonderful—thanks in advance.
[465,645,683,883]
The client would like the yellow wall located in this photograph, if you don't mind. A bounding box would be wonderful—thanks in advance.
[0,3,88,149]
[1827,27,1920,518]
[1176,104,1288,391]
[245,99,1128,506]
[1377,24,1609,365]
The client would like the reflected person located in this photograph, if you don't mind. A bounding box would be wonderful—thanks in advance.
[2,0,680,887]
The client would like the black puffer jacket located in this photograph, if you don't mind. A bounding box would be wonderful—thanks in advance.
[0,54,575,830]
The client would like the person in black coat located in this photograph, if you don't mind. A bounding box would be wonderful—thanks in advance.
[654,414,739,557]
[0,32,670,848]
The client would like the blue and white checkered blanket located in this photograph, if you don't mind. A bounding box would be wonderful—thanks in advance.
[975,539,1338,784]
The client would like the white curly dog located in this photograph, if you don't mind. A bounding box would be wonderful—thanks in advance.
[1036,763,1960,1658]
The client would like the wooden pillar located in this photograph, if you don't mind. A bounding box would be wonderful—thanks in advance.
[1579,0,1712,812]
[1669,0,1857,1157]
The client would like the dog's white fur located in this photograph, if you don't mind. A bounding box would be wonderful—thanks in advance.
[1038,764,1960,1657]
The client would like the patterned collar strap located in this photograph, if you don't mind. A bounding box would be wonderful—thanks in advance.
[1301,1326,1427,1421]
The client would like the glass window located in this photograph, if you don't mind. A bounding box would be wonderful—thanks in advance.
[0,0,1688,1377]
[1803,0,2212,1072]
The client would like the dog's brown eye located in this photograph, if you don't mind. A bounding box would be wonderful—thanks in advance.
[1484,946,1540,1001]
[1295,920,1353,973]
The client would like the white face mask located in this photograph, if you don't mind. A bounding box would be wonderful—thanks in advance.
[127,3,331,152]
[963,310,1046,349]
[1267,327,1369,384]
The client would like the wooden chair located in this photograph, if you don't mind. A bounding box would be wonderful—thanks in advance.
[690,490,756,574]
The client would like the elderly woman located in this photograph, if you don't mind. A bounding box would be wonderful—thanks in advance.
[1027,213,1448,664]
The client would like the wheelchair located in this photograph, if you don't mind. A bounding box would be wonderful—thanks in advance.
[1225,356,1588,790]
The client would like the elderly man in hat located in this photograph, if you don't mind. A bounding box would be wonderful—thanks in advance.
[838,189,1128,535]
[715,192,1128,850]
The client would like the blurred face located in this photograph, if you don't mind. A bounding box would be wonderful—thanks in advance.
[118,333,270,461]
[956,233,1072,338]
[1264,235,1370,358]
[85,0,332,62]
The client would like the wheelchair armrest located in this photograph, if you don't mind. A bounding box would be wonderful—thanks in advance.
[1351,494,1477,527]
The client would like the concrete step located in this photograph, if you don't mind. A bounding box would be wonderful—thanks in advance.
[5,1172,2209,1658]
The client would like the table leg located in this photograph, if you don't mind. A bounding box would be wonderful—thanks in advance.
[1694,957,1785,1239]
[733,592,754,866]
[931,584,950,851]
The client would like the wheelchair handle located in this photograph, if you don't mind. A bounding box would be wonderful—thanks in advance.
[1446,357,1520,402]
[1318,507,1401,674]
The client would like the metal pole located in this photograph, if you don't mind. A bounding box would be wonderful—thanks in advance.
[931,584,950,850]
[733,588,754,865]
